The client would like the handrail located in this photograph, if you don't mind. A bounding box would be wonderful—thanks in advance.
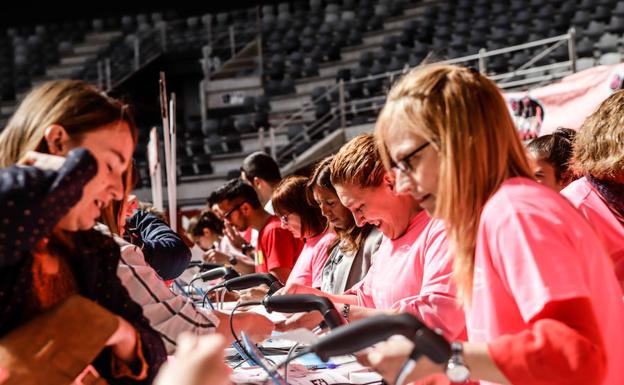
[275,29,578,165]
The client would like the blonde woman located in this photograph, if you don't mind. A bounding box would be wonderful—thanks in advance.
[369,65,624,385]
[561,91,624,291]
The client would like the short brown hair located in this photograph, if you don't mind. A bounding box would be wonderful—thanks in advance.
[272,175,326,237]
[330,134,385,188]
[572,91,624,179]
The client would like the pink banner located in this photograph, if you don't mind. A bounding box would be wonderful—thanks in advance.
[505,63,624,139]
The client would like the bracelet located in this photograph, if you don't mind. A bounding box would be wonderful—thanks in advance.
[341,303,350,322]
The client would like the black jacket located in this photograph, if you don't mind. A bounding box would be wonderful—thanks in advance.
[125,210,191,280]
[0,148,166,384]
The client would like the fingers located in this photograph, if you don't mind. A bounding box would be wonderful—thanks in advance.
[18,151,66,170]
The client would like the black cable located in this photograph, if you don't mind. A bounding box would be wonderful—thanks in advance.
[228,300,262,366]
[201,283,227,309]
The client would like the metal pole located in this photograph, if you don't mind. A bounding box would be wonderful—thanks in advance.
[478,48,487,73]
[259,127,265,152]
[257,6,264,77]
[133,35,140,70]
[339,79,346,128]
[568,27,577,73]
[199,80,207,131]
[97,60,103,90]
[229,25,236,57]
[168,93,177,231]
[105,58,112,90]
[269,127,276,159]
[160,22,167,52]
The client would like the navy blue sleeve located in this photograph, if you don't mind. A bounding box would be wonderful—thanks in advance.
[0,148,97,266]
[125,210,191,280]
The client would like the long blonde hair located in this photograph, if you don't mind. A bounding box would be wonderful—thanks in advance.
[375,64,533,301]
[0,79,137,167]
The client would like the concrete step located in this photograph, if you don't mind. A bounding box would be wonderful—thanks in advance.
[84,31,123,44]
[295,76,336,95]
[60,55,92,66]
[269,93,311,114]
[240,130,289,153]
[341,44,382,62]
[318,59,358,78]
[73,43,109,55]
[361,28,402,46]
[45,65,82,78]
[0,104,16,116]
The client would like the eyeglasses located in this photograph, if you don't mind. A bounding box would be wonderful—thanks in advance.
[392,142,430,175]
[223,202,245,220]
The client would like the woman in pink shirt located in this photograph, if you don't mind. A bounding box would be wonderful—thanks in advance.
[272,175,336,288]
[367,65,624,385]
[561,91,624,291]
[278,135,465,341]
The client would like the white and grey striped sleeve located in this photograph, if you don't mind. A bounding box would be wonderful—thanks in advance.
[116,244,219,354]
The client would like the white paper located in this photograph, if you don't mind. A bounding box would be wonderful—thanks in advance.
[272,328,320,345]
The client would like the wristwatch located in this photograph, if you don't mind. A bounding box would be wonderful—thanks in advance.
[240,242,254,255]
[445,342,470,383]
[341,303,350,322]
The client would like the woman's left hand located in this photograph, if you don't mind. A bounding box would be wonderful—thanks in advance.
[237,286,269,303]
[204,249,230,264]
[364,335,445,384]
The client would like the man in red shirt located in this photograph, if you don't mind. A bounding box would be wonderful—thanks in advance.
[213,178,303,284]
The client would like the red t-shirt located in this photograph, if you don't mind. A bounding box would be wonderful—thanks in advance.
[255,216,304,275]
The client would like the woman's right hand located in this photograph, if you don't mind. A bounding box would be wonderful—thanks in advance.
[18,151,66,171]
[105,316,139,363]
[275,282,324,296]
[275,311,324,332]
[231,311,275,343]
[154,334,230,385]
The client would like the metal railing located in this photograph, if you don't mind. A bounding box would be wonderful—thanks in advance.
[78,17,260,92]
[275,29,579,166]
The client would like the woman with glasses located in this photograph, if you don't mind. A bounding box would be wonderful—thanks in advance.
[271,175,336,288]
[368,64,624,385]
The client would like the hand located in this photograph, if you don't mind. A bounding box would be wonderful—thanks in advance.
[365,335,444,384]
[0,366,8,384]
[105,316,138,363]
[18,151,66,171]
[237,286,269,302]
[275,282,324,296]
[275,311,324,332]
[230,311,275,343]
[125,194,139,216]
[204,249,231,265]
[154,334,230,385]
[223,222,246,250]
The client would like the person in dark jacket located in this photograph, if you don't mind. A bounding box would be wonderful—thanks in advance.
[0,79,166,384]
[124,209,191,280]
